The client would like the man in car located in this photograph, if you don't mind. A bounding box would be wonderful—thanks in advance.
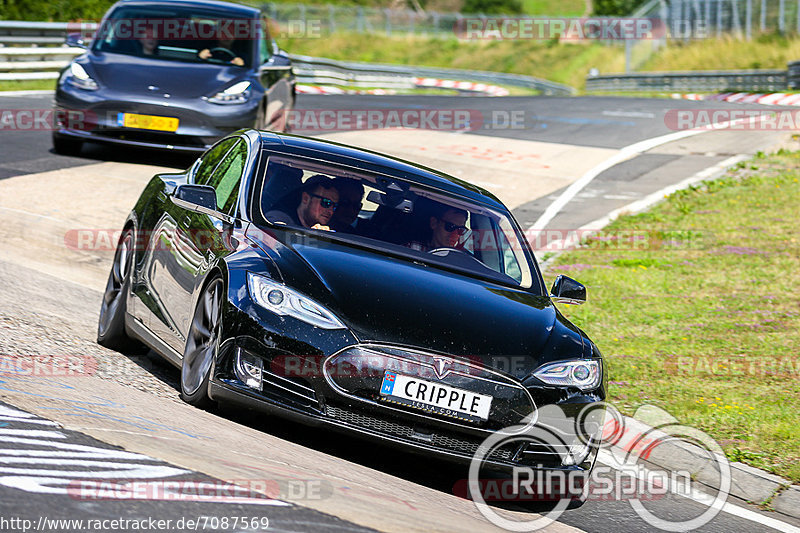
[329,178,364,233]
[407,205,469,252]
[136,26,159,56]
[198,34,245,66]
[266,174,339,231]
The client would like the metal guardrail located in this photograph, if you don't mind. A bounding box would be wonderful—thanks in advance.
[0,20,574,95]
[585,69,789,92]
[289,54,574,95]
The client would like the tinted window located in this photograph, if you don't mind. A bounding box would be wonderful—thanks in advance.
[255,154,536,289]
[206,139,248,213]
[194,138,237,186]
[93,6,255,67]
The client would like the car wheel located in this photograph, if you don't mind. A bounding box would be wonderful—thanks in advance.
[180,276,223,409]
[97,229,143,351]
[52,132,83,156]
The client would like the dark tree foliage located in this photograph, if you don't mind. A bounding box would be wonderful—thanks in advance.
[592,0,647,16]
[462,0,523,15]
[0,0,115,21]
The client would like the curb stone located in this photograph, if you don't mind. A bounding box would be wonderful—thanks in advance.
[610,413,799,519]
[774,486,800,516]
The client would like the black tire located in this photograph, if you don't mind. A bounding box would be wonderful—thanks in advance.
[52,132,83,156]
[97,229,143,352]
[180,276,223,409]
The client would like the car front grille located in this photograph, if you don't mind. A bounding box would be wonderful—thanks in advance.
[326,404,525,463]
[324,344,537,430]
[93,128,209,147]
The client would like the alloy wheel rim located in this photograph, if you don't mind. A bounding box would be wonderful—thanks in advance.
[182,279,222,396]
[98,233,131,336]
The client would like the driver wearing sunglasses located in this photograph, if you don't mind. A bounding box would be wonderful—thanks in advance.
[266,174,339,230]
[407,206,469,252]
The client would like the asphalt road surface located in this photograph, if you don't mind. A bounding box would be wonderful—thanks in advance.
[0,91,798,533]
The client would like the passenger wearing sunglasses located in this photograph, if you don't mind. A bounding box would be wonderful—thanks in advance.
[266,174,339,230]
[329,178,365,233]
[407,206,469,252]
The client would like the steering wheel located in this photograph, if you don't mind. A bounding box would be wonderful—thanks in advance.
[209,47,236,61]
[428,247,467,256]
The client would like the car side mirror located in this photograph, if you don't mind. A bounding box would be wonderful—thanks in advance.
[550,275,586,305]
[65,33,88,49]
[172,184,217,214]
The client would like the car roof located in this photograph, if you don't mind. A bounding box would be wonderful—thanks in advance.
[257,131,507,211]
[113,0,260,17]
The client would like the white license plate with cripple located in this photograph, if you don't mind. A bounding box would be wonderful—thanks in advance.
[379,371,492,422]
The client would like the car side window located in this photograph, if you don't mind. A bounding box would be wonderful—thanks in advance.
[194,138,237,186]
[205,139,248,214]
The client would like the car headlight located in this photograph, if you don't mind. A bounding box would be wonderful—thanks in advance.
[207,81,251,104]
[247,272,345,330]
[62,62,99,91]
[532,359,602,391]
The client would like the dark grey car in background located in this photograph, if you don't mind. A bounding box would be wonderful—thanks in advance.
[53,0,295,154]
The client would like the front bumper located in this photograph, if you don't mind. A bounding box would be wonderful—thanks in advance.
[54,84,259,152]
[212,282,605,473]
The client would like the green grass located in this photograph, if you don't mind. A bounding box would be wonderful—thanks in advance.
[520,0,587,16]
[247,0,588,16]
[547,150,800,482]
[643,32,800,71]
[285,32,625,90]
[282,31,800,91]
[0,80,56,92]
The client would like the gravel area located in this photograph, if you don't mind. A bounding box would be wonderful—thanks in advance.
[0,258,183,402]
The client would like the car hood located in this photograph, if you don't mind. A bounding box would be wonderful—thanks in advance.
[87,52,240,99]
[254,231,585,377]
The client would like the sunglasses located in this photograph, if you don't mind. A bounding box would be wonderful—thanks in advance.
[441,220,468,235]
[310,194,338,209]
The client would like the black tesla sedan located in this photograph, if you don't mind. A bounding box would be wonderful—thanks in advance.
[53,0,294,155]
[98,129,606,480]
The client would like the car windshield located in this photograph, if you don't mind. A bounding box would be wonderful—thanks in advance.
[254,154,537,289]
[92,6,254,68]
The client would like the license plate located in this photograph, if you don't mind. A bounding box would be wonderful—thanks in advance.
[380,371,492,422]
[117,112,179,132]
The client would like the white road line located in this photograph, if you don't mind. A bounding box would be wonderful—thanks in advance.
[0,205,71,223]
[0,429,66,438]
[0,449,151,459]
[528,115,766,234]
[0,416,59,426]
[0,457,167,467]
[0,405,37,418]
[0,90,53,97]
[535,155,748,256]
[597,451,800,533]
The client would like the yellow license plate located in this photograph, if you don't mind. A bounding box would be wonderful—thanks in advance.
[117,113,179,132]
